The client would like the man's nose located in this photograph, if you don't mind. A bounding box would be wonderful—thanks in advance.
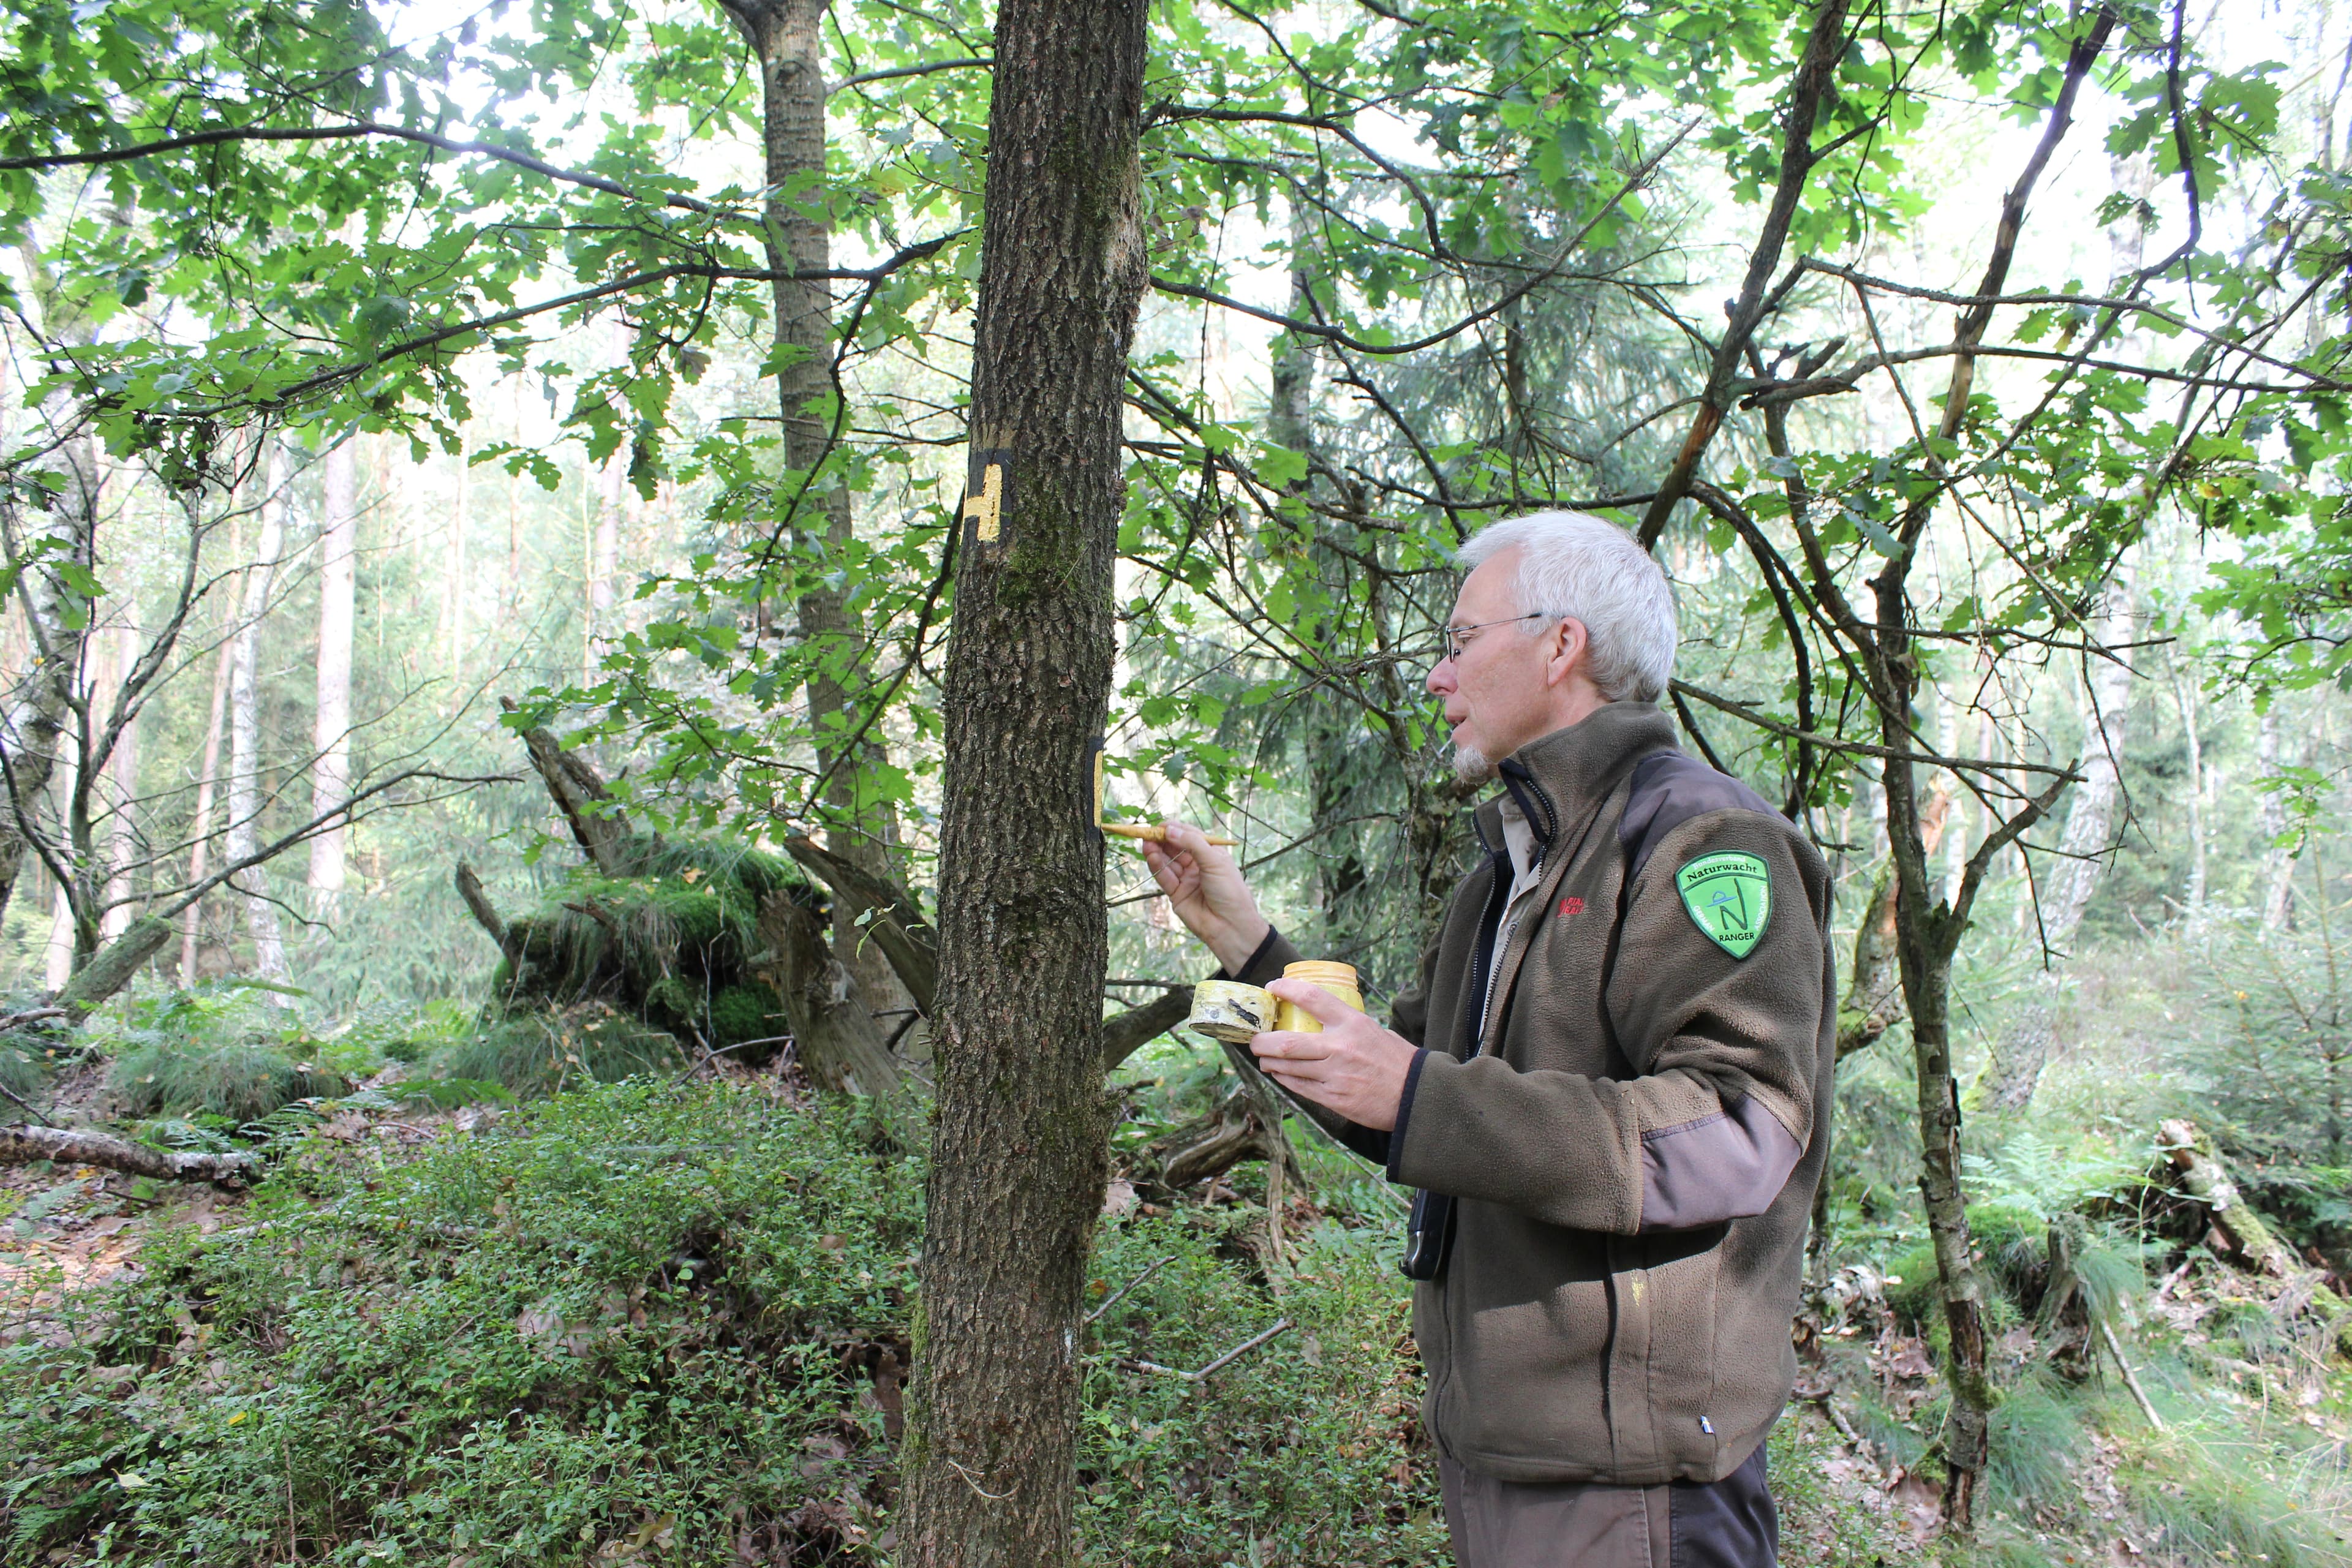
[1426,658,1454,697]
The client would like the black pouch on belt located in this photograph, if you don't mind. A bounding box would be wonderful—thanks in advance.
[1400,1188,1455,1280]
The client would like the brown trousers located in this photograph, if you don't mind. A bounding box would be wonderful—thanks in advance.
[1439,1437,1777,1568]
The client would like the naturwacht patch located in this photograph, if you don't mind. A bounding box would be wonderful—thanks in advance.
[1674,850,1771,959]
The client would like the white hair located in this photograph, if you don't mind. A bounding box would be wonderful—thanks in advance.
[1455,510,1678,703]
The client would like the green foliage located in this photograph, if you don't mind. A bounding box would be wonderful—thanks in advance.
[0,1077,1446,1565]
[424,1005,683,1097]
[2117,1430,2352,1567]
[107,1041,346,1123]
[490,836,797,1053]
[1,1081,921,1563]
[90,984,358,1121]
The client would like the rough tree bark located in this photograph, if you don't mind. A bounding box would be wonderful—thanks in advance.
[718,0,909,1015]
[226,445,289,979]
[0,243,103,929]
[510,704,635,875]
[1984,566,2138,1109]
[310,437,356,902]
[896,1,1149,1561]
[750,891,906,1099]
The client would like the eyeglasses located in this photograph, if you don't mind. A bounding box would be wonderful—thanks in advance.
[1441,612,1547,663]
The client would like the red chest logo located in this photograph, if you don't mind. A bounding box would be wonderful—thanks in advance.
[1558,896,1585,917]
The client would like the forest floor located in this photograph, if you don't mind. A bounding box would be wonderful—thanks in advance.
[2,1012,2350,1565]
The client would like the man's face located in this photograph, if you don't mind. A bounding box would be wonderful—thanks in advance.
[1426,549,1558,783]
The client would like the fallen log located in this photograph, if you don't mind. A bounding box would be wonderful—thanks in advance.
[55,916,175,1017]
[2158,1118,2302,1278]
[0,1123,260,1186]
[2158,1118,2352,1359]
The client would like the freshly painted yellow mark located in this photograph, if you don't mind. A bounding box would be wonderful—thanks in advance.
[963,461,1003,542]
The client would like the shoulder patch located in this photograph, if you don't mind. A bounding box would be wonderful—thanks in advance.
[1675,850,1771,959]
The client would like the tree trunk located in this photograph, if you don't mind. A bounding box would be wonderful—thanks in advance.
[0,244,102,930]
[1985,565,2138,1109]
[719,0,910,1016]
[1837,866,1905,1060]
[310,438,356,902]
[58,914,173,1015]
[2259,707,2295,930]
[897,2,1148,1561]
[448,446,469,695]
[514,713,636,875]
[751,890,905,1099]
[227,445,288,981]
[181,594,236,986]
[2170,654,2206,922]
[101,618,140,941]
[781,832,937,1016]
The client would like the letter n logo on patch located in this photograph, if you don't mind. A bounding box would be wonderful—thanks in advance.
[1674,851,1771,959]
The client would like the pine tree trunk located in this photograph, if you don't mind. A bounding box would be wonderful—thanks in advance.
[310,440,357,903]
[897,3,1148,1562]
[227,447,288,980]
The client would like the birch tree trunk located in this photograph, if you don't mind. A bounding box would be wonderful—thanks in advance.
[227,447,288,981]
[0,410,96,930]
[897,2,1148,1561]
[310,439,356,902]
[1984,564,2138,1109]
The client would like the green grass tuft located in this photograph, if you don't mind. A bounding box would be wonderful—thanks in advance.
[108,1040,347,1121]
[425,1005,684,1095]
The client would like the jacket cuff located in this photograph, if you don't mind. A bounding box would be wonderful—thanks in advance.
[1384,1049,1430,1184]
[1213,923,1297,987]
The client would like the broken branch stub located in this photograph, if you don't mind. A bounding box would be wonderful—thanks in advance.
[781,834,938,1016]
[752,891,907,1101]
[510,708,635,876]
[55,916,175,1016]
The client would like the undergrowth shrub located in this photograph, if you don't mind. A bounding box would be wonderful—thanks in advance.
[0,1077,1444,1566]
[2,1080,919,1564]
[424,1003,684,1095]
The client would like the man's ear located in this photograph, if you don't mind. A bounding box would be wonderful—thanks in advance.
[1543,618,1589,688]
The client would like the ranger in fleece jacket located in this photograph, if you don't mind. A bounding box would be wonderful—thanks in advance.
[1144,511,1834,1568]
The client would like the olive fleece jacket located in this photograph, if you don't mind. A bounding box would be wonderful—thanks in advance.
[1230,702,1834,1485]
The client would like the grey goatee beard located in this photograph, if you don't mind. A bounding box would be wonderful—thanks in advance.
[1451,744,1496,785]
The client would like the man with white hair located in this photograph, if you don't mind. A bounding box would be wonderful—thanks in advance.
[1146,511,1834,1567]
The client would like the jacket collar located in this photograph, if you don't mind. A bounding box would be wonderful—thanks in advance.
[1474,701,1681,859]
